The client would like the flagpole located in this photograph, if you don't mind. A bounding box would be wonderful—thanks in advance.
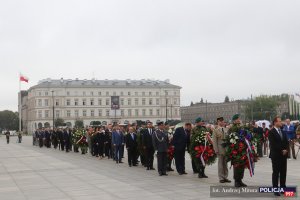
[19,73,22,133]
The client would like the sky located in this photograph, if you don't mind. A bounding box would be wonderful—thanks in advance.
[0,0,300,111]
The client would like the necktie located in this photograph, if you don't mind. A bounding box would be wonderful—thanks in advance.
[149,129,152,135]
[277,129,283,140]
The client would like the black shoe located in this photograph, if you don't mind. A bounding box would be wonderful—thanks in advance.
[182,172,188,175]
[240,181,247,187]
[146,168,150,170]
[116,161,119,164]
[219,180,226,183]
[150,168,155,170]
[159,173,163,176]
[119,161,123,164]
[202,174,208,178]
[235,181,242,188]
[179,173,183,175]
[274,192,281,196]
[133,165,138,167]
[129,165,132,167]
[162,173,168,176]
[224,179,232,183]
[198,174,203,178]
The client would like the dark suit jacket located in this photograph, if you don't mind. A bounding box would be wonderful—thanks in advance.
[173,127,188,151]
[112,131,124,146]
[268,128,289,159]
[125,133,138,149]
[142,128,155,149]
[152,129,169,153]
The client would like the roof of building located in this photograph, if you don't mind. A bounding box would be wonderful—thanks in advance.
[29,78,181,90]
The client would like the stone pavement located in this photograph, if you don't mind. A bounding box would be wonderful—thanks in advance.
[0,136,299,200]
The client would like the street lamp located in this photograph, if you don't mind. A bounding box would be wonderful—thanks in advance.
[51,91,55,128]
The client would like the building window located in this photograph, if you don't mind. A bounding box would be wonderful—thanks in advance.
[75,99,78,106]
[39,92,42,96]
[38,110,42,118]
[135,109,139,116]
[45,92,48,96]
[67,91,70,96]
[142,92,145,96]
[83,99,86,106]
[135,98,139,105]
[156,92,159,96]
[175,109,178,117]
[106,98,110,106]
[98,99,102,106]
[121,110,124,117]
[149,92,152,96]
[98,91,101,96]
[149,109,153,116]
[121,91,124,96]
[75,110,79,117]
[165,91,168,95]
[156,99,160,105]
[128,109,132,117]
[135,92,138,96]
[90,99,94,106]
[90,91,94,96]
[66,110,71,117]
[106,110,110,117]
[174,99,177,105]
[55,110,60,118]
[128,92,131,96]
[113,91,116,96]
[44,99,49,106]
[149,98,153,105]
[55,99,59,106]
[157,109,160,116]
[66,99,71,106]
[91,110,94,117]
[106,91,109,96]
[142,109,146,116]
[38,99,42,106]
[83,110,87,117]
[98,110,102,116]
[121,98,124,106]
[128,98,131,106]
[45,110,49,118]
[142,98,146,105]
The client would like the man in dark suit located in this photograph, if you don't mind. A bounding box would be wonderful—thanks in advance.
[268,117,289,197]
[112,125,125,164]
[126,127,138,167]
[152,121,169,176]
[142,122,155,170]
[63,129,71,153]
[173,123,191,175]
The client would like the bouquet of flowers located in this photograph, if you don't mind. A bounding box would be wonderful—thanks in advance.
[190,130,217,167]
[75,129,88,154]
[224,128,258,177]
[167,146,175,161]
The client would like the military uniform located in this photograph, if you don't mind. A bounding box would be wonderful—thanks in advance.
[191,125,209,178]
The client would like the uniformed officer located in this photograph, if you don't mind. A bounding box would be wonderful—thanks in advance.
[152,121,169,176]
[213,117,231,183]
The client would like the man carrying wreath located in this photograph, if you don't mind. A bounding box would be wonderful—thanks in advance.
[190,117,216,179]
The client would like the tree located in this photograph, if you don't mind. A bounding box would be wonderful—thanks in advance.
[0,110,19,130]
[190,101,194,106]
[75,119,84,128]
[55,118,65,127]
[224,96,230,103]
[245,96,279,121]
[90,121,101,126]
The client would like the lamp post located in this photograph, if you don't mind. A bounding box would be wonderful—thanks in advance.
[165,92,168,122]
[51,91,55,128]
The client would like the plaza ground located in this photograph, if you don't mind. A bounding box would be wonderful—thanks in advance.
[0,136,299,200]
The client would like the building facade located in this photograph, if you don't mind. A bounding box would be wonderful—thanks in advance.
[20,78,181,133]
[180,101,246,123]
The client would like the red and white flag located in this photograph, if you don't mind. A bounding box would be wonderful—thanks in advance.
[20,74,29,83]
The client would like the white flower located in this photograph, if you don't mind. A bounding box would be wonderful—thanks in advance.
[235,136,239,139]
[230,139,235,143]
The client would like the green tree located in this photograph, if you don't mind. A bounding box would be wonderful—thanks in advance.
[245,96,279,121]
[200,98,204,103]
[55,118,65,127]
[75,119,84,128]
[0,110,19,131]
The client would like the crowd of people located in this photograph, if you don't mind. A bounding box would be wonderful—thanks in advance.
[32,115,299,196]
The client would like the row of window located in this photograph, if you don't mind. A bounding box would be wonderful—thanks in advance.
[36,98,180,107]
[36,90,179,97]
[36,108,179,118]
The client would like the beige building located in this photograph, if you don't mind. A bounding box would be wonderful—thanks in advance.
[20,78,181,133]
[180,101,246,123]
